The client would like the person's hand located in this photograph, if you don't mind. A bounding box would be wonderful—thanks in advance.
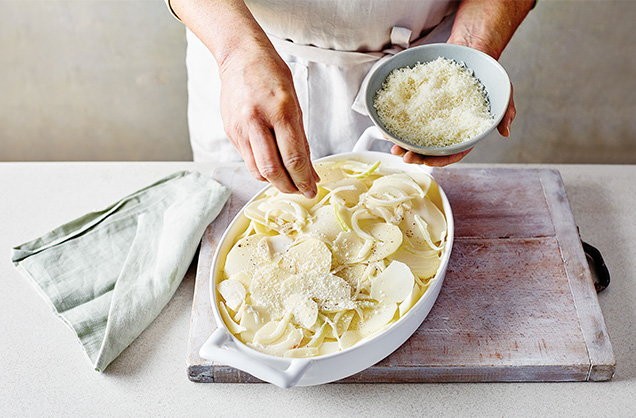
[219,42,319,198]
[391,0,532,167]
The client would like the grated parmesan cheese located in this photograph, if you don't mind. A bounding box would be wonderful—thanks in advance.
[373,57,493,147]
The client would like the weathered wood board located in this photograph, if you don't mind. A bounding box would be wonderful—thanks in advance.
[186,165,615,383]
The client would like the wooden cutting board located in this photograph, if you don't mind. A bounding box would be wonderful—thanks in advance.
[186,166,615,383]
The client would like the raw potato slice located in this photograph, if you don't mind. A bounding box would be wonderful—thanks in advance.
[339,330,362,350]
[358,303,398,336]
[391,246,440,279]
[314,161,345,184]
[304,205,342,242]
[284,294,319,329]
[400,209,435,251]
[413,198,447,244]
[249,265,292,318]
[406,171,433,195]
[332,231,368,265]
[283,273,354,311]
[281,238,332,275]
[264,234,293,258]
[218,279,246,311]
[318,341,341,356]
[224,234,267,276]
[368,223,403,262]
[371,260,415,303]
[398,283,423,317]
[238,304,262,341]
[335,264,367,291]
[284,347,319,358]
[229,271,252,289]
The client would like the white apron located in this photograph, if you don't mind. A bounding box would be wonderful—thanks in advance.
[186,0,456,162]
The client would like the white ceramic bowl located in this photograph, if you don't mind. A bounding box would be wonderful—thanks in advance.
[365,43,511,156]
[199,131,454,388]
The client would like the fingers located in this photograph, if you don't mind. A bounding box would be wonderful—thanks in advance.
[391,144,406,156]
[248,122,298,194]
[236,138,266,182]
[274,121,317,198]
[498,84,516,137]
[403,148,472,167]
[391,144,470,166]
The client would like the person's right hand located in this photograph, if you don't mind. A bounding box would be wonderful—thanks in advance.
[218,41,319,198]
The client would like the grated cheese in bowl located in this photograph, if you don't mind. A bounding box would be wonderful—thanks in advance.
[373,57,493,147]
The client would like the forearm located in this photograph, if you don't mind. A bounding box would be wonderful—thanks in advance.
[170,0,273,69]
[448,0,534,59]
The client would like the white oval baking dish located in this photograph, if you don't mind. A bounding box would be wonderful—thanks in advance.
[199,127,454,388]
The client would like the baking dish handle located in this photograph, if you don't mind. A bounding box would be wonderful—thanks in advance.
[352,126,387,153]
[352,126,433,174]
[199,328,311,388]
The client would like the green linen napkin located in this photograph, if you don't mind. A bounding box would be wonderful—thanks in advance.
[11,170,230,372]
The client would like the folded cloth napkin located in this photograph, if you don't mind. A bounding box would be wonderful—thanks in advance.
[11,170,230,372]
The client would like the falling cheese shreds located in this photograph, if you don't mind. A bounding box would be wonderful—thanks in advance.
[373,57,493,147]
[217,159,448,358]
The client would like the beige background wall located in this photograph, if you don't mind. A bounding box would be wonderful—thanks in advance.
[1,0,634,163]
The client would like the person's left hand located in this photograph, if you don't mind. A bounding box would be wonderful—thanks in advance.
[391,43,517,167]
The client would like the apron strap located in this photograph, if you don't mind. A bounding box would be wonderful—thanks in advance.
[351,26,413,116]
[390,26,412,50]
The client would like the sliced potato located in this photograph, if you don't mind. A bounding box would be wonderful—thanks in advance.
[283,273,353,311]
[371,260,415,304]
[368,223,403,262]
[358,303,398,336]
[406,171,433,195]
[224,234,268,276]
[218,279,246,311]
[304,205,342,242]
[238,304,261,333]
[398,283,423,317]
[335,264,367,291]
[339,330,362,350]
[391,245,440,279]
[284,294,319,329]
[281,238,332,275]
[264,234,293,258]
[413,198,447,244]
[249,265,292,318]
[284,347,319,358]
[332,231,368,265]
[318,340,341,356]
[228,270,252,289]
[314,161,345,184]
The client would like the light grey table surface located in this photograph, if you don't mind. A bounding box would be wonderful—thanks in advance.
[1,162,634,417]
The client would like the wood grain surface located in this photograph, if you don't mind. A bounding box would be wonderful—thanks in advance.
[186,166,615,383]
